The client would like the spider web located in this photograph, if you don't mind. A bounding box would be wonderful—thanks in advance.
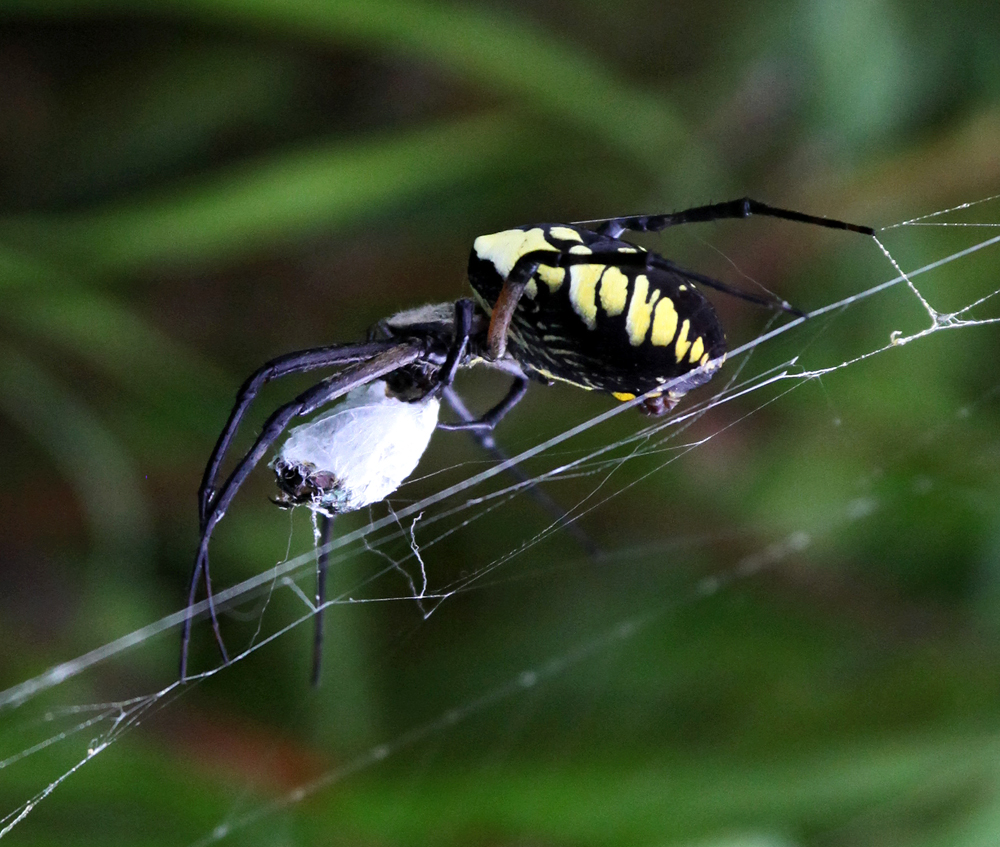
[3,195,1000,843]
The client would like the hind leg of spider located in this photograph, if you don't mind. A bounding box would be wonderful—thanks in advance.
[590,198,875,239]
[181,342,427,680]
[199,342,398,528]
[441,386,602,558]
[311,513,333,687]
[645,254,806,315]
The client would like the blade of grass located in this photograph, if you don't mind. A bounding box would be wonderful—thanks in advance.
[0,346,154,562]
[0,248,228,436]
[4,0,703,180]
[0,112,535,272]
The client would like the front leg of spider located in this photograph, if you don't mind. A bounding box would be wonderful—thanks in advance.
[181,343,427,681]
[184,299,486,683]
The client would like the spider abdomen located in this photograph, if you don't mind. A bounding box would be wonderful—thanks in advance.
[468,224,727,409]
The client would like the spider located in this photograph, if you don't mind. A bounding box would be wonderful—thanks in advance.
[182,198,874,683]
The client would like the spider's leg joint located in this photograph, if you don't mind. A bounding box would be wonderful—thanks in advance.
[437,299,474,389]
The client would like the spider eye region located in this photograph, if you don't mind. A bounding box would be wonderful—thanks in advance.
[270,381,440,515]
[468,223,727,406]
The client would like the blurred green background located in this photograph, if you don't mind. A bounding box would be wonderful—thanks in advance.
[3,1,1000,845]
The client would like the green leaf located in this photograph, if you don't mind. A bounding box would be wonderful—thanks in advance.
[0,113,533,272]
[1,0,699,177]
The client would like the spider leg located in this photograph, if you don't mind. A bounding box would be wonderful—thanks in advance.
[199,341,397,528]
[437,376,529,432]
[437,299,475,388]
[584,197,874,239]
[486,280,530,361]
[441,386,601,558]
[646,255,806,316]
[311,513,333,688]
[181,342,425,681]
[433,295,530,430]
[183,539,229,670]
[438,299,592,541]
[486,248,645,359]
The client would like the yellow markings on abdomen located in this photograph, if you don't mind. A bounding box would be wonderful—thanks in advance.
[537,266,565,291]
[568,265,603,329]
[549,226,583,242]
[598,267,628,316]
[650,297,678,347]
[569,244,592,254]
[473,227,557,278]
[612,391,636,402]
[533,365,595,391]
[625,274,661,346]
[674,319,692,362]
[688,335,705,363]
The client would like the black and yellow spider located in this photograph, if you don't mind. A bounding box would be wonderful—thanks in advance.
[182,198,873,682]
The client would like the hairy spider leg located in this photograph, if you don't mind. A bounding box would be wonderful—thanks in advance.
[585,197,876,239]
[441,386,601,558]
[182,342,426,680]
[198,342,398,528]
